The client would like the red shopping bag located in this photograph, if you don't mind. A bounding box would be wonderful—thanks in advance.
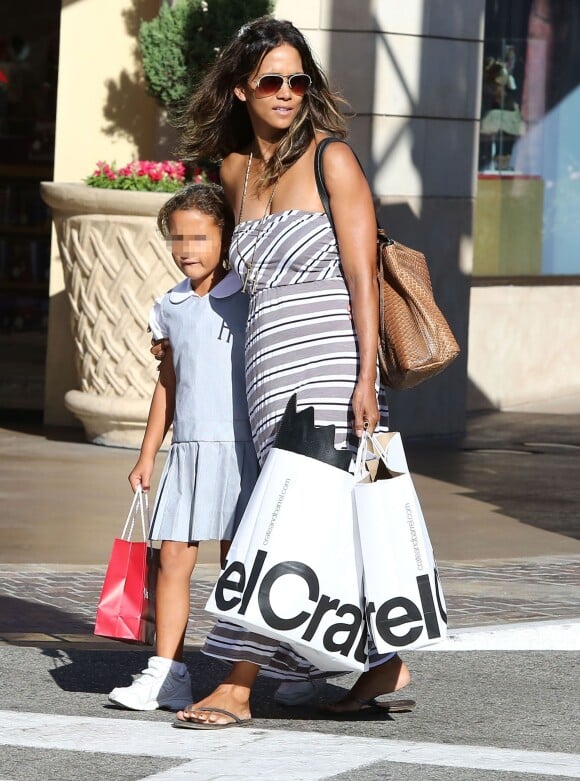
[94,488,158,645]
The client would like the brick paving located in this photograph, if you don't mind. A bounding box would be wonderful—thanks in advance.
[0,556,578,647]
[439,557,580,626]
[440,558,580,585]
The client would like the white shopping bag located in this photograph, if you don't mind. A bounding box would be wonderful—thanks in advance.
[354,432,447,653]
[206,446,368,673]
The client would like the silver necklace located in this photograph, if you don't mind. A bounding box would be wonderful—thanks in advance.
[237,152,279,294]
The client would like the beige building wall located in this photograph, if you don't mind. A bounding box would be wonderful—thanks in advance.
[45,0,160,425]
[467,286,580,411]
[275,0,484,438]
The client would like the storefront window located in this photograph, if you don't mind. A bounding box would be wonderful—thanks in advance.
[473,0,580,276]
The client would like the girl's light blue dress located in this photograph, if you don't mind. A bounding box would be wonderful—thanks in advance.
[147,270,258,542]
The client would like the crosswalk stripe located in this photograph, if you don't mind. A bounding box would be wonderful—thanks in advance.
[420,619,580,651]
[0,710,578,779]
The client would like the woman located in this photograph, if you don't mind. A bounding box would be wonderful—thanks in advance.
[173,16,412,728]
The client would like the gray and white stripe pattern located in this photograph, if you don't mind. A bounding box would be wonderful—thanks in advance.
[234,209,339,292]
[203,209,391,679]
[201,621,332,680]
[233,209,389,464]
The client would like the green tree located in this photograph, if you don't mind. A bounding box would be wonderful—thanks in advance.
[139,0,273,111]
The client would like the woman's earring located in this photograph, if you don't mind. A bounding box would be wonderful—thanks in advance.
[222,256,231,270]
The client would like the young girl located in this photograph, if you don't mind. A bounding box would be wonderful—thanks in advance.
[108,183,258,711]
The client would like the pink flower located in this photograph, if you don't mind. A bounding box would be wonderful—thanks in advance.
[87,159,208,191]
[138,161,157,176]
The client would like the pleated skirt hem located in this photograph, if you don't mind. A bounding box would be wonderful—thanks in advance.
[149,440,258,542]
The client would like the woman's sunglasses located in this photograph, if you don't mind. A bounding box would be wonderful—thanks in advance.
[251,72,312,99]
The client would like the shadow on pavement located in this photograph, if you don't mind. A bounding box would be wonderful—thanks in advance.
[407,410,580,540]
[0,410,89,444]
[0,595,94,635]
[41,645,359,720]
[43,648,282,700]
[46,648,153,694]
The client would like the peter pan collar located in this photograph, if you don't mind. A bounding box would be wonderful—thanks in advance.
[168,270,242,303]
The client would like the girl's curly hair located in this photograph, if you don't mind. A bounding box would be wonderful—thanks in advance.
[157,183,234,260]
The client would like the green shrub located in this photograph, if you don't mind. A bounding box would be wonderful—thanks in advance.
[139,0,273,111]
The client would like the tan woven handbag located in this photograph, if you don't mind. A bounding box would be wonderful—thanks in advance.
[376,231,460,389]
[315,138,460,390]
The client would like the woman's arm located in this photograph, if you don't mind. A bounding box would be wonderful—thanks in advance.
[128,355,176,492]
[320,141,380,436]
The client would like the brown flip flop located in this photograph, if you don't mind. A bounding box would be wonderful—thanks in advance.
[173,707,252,730]
[321,696,416,718]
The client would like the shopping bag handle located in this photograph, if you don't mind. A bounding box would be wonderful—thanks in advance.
[354,430,384,480]
[355,430,406,480]
[120,486,150,541]
[354,431,370,479]
[364,431,389,464]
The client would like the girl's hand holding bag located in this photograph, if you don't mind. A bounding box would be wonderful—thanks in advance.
[94,486,159,645]
[353,431,448,653]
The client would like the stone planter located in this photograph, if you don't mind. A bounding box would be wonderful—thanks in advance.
[41,182,181,447]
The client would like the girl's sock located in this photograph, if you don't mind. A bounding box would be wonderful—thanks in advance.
[150,655,188,676]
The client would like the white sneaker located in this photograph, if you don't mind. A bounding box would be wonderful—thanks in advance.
[108,657,192,711]
[274,678,326,706]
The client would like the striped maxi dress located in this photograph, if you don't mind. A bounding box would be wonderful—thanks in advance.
[202,209,392,680]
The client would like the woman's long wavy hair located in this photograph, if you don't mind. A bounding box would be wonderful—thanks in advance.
[177,16,348,190]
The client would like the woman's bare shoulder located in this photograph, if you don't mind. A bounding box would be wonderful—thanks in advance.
[220,151,247,186]
[313,130,348,147]
[313,132,356,171]
[318,137,359,175]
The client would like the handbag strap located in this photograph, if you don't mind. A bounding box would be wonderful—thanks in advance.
[120,486,150,541]
[315,137,362,236]
[314,137,341,235]
[315,137,387,239]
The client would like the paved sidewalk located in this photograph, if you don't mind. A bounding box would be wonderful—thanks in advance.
[1,556,579,649]
[1,406,579,648]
